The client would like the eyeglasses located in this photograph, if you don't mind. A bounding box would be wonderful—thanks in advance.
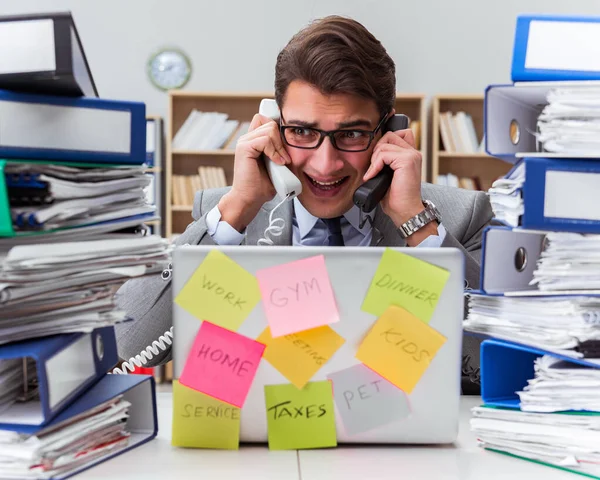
[279,113,387,152]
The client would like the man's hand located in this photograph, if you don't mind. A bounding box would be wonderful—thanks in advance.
[218,113,291,232]
[362,128,438,246]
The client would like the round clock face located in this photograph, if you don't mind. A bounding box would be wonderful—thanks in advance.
[147,48,191,91]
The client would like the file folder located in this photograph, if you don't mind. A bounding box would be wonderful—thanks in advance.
[0,326,118,428]
[0,373,158,480]
[0,11,97,97]
[480,338,600,409]
[479,226,545,294]
[499,157,600,233]
[0,89,145,165]
[484,81,600,161]
[511,14,600,82]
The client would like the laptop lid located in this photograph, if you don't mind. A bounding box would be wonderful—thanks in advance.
[171,245,464,444]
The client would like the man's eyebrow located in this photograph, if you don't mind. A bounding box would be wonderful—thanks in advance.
[284,118,374,129]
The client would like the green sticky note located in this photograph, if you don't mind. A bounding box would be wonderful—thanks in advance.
[264,381,337,450]
[171,380,240,449]
[174,249,261,331]
[361,248,450,323]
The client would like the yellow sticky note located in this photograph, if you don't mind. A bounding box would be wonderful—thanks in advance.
[171,380,240,449]
[257,326,345,389]
[174,250,261,331]
[356,305,447,393]
[361,248,450,323]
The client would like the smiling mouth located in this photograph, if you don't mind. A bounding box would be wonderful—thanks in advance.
[305,174,349,190]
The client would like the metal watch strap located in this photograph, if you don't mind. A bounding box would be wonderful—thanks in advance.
[397,199,441,239]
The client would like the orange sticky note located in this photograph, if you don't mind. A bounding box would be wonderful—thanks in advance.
[257,325,345,389]
[256,255,339,337]
[356,305,446,393]
[179,321,266,408]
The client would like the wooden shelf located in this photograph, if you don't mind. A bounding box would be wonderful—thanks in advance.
[166,91,428,237]
[430,95,511,191]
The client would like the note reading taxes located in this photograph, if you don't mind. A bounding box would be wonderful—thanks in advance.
[174,249,261,331]
[264,381,337,450]
[361,248,450,323]
[179,321,265,408]
[356,305,447,393]
[257,325,345,388]
[171,380,241,449]
[256,255,340,337]
[326,364,410,435]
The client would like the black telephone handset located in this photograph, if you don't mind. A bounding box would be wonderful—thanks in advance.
[352,114,410,213]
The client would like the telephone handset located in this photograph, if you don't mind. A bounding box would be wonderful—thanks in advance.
[257,99,409,212]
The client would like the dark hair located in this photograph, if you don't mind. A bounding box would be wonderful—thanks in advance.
[274,15,396,117]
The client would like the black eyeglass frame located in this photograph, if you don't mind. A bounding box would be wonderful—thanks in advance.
[279,112,388,152]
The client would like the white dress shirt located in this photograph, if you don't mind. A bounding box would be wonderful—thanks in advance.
[205,198,447,247]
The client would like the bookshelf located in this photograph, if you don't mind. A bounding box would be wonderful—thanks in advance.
[166,91,428,237]
[144,115,165,237]
[430,94,511,191]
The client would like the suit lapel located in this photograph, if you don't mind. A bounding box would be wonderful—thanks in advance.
[244,196,293,246]
[370,205,406,247]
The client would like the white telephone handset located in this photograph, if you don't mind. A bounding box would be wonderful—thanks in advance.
[258,99,302,200]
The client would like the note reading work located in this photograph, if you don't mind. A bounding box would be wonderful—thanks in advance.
[174,249,261,331]
[171,380,241,449]
[356,305,447,393]
[361,248,450,323]
[264,381,337,450]
[326,364,410,435]
[257,325,345,388]
[256,255,339,337]
[179,321,265,408]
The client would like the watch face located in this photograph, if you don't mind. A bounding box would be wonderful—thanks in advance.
[147,48,191,91]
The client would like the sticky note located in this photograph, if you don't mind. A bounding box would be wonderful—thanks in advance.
[257,325,345,389]
[174,249,261,331]
[256,255,339,337]
[327,364,410,435]
[361,248,450,323]
[171,380,240,449]
[356,305,447,393]
[179,321,265,408]
[264,381,337,450]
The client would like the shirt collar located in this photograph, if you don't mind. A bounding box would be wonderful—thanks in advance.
[293,197,375,240]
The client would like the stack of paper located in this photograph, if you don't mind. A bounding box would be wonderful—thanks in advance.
[471,405,600,478]
[0,236,170,344]
[517,355,600,412]
[464,293,600,357]
[536,87,600,155]
[487,163,524,227]
[5,162,155,232]
[0,395,131,478]
[531,233,600,291]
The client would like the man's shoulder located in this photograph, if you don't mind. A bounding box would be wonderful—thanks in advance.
[420,182,492,234]
[192,186,231,220]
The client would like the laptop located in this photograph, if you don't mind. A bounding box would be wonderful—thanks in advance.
[171,245,464,444]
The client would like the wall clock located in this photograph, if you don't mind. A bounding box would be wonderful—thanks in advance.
[147,48,192,91]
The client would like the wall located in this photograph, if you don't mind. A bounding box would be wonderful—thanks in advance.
[1,0,599,119]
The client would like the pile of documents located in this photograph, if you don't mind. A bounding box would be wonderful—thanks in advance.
[531,232,600,291]
[0,11,163,477]
[463,293,600,358]
[537,86,600,155]
[486,163,524,227]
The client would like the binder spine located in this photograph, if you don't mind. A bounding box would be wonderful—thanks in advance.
[0,160,15,236]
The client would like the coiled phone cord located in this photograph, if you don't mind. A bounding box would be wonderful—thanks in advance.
[257,195,289,246]
[111,327,173,374]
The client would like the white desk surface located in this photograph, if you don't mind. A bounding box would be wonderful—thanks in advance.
[81,388,576,480]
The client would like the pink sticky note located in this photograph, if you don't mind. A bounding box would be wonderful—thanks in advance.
[179,321,266,408]
[256,255,340,337]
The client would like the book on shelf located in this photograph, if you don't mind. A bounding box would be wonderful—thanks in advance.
[439,111,484,153]
[436,173,481,190]
[171,166,228,206]
[172,110,250,151]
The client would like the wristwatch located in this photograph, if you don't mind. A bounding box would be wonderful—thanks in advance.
[397,199,441,239]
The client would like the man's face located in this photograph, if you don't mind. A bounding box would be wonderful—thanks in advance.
[280,80,383,219]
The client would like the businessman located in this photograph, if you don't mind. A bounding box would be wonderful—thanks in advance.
[115,15,493,393]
